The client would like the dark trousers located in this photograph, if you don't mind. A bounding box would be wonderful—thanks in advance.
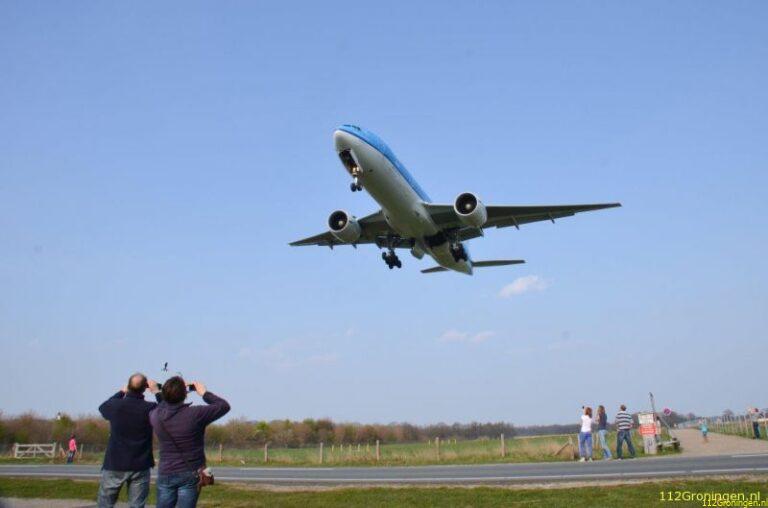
[753,422,761,439]
[616,429,636,458]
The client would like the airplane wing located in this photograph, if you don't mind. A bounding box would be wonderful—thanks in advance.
[289,210,403,248]
[424,202,621,240]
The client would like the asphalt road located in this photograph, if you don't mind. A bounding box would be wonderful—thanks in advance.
[1,454,767,485]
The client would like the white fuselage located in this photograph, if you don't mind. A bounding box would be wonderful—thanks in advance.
[334,129,472,274]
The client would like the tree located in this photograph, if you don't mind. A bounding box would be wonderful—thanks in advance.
[52,413,75,442]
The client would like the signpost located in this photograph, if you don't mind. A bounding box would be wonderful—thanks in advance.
[638,412,657,454]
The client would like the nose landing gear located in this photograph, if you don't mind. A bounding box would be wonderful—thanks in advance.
[382,250,402,269]
[350,176,363,192]
[349,164,363,192]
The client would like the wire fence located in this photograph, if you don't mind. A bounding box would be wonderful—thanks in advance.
[678,411,768,440]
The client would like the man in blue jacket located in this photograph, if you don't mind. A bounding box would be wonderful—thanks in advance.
[97,373,161,508]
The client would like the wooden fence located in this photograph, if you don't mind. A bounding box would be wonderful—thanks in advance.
[13,443,57,458]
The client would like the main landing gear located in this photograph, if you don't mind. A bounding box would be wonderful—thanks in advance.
[450,243,468,262]
[382,250,402,269]
[350,176,363,192]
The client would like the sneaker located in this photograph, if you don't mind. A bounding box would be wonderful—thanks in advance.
[579,457,586,462]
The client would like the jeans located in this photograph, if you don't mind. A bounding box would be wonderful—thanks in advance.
[66,451,75,464]
[157,470,200,508]
[616,429,636,458]
[98,469,150,508]
[598,429,612,459]
[578,431,593,459]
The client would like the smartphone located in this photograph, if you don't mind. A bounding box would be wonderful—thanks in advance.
[187,384,196,392]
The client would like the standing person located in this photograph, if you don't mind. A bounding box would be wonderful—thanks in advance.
[700,420,709,442]
[66,434,77,464]
[597,405,612,460]
[615,404,636,459]
[749,408,761,439]
[578,406,594,462]
[97,373,162,508]
[150,377,230,508]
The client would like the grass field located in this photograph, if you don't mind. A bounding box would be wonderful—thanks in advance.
[2,432,673,467]
[206,431,671,466]
[1,477,766,507]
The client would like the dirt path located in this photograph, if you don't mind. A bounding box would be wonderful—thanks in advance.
[675,428,768,456]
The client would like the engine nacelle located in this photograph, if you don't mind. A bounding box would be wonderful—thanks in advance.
[328,210,362,244]
[454,192,487,228]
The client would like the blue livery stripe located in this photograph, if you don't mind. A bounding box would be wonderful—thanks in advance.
[338,125,432,203]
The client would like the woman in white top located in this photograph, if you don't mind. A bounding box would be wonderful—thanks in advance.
[579,406,594,461]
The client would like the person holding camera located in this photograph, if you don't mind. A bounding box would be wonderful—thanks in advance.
[97,373,162,508]
[150,376,230,508]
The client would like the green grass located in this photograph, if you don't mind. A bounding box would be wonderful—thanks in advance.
[0,432,677,468]
[205,431,674,467]
[1,477,766,507]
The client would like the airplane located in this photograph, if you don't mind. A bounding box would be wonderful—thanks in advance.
[290,124,620,275]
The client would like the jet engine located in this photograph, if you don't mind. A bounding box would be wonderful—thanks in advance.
[328,210,362,243]
[454,192,487,228]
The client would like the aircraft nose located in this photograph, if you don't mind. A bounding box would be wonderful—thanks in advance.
[334,130,355,152]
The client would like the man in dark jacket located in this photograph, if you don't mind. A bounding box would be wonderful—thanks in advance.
[150,376,230,508]
[97,373,161,508]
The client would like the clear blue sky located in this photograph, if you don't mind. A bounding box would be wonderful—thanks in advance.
[1,2,766,426]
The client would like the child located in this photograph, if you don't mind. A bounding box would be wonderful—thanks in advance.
[700,420,708,443]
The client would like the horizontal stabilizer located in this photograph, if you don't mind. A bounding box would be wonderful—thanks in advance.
[421,266,449,273]
[473,259,525,268]
[421,259,525,274]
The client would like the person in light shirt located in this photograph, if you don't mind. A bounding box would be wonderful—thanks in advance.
[578,406,594,462]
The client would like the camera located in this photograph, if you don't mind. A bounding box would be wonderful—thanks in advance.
[156,383,197,392]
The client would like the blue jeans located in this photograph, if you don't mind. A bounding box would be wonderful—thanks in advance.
[598,429,612,459]
[157,471,200,508]
[578,431,593,459]
[98,469,150,508]
[616,429,636,458]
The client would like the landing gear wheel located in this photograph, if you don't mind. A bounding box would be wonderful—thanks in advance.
[382,249,402,269]
[356,184,363,191]
[450,244,468,262]
[350,182,357,192]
